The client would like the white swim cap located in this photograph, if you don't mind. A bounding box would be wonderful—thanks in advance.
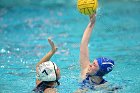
[36,61,58,81]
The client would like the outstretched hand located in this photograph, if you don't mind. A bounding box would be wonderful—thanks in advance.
[48,38,58,53]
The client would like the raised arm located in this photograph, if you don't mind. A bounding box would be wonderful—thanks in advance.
[80,14,96,72]
[36,38,57,67]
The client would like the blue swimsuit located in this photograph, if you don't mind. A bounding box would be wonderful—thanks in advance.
[79,75,107,90]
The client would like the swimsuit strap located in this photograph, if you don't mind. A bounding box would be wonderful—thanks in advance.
[90,78,107,85]
[99,79,107,84]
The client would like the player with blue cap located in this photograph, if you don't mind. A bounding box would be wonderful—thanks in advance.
[94,57,114,76]
[75,14,115,92]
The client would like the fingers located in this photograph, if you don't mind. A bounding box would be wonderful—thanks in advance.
[48,38,51,44]
[89,14,96,19]
[48,38,52,44]
[89,14,96,24]
[48,38,54,46]
[48,38,57,52]
[89,14,94,18]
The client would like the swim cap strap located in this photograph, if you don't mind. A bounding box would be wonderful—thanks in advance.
[52,62,57,80]
[52,62,60,85]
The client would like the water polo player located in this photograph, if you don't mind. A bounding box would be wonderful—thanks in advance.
[33,39,60,93]
[76,14,115,92]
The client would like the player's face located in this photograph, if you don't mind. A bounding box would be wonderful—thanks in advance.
[87,60,99,75]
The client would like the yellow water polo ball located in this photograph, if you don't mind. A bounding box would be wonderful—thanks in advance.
[77,0,98,15]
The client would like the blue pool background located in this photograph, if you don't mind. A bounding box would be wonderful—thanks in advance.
[0,0,140,93]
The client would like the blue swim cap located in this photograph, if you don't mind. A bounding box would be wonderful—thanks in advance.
[94,57,114,76]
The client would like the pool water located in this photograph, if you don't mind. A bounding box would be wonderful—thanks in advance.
[0,0,140,93]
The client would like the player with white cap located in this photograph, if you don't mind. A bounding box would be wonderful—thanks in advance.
[33,39,60,93]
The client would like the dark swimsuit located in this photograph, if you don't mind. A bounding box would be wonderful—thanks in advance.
[79,75,107,90]
[33,80,60,93]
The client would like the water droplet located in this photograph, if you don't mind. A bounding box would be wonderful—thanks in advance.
[0,49,6,53]
[7,51,10,53]
[1,65,4,68]
[16,48,20,51]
